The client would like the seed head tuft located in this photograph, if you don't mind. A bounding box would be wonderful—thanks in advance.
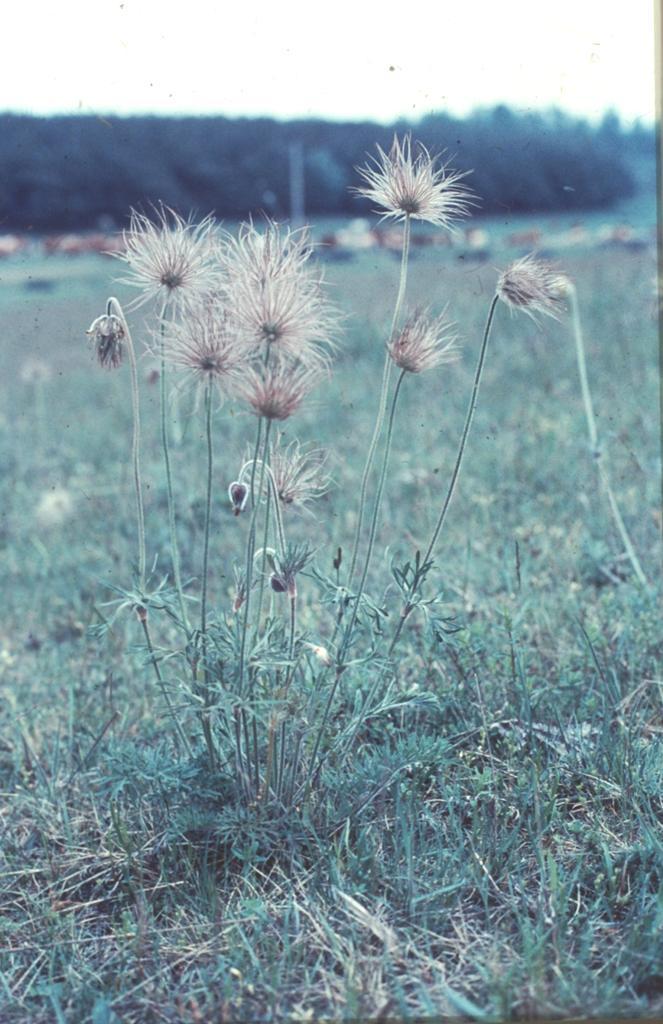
[389,308,461,374]
[218,219,338,368]
[237,359,323,421]
[353,134,474,228]
[270,438,330,512]
[496,255,568,321]
[159,295,249,395]
[114,205,218,311]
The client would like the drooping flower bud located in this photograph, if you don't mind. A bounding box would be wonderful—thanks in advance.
[228,480,249,515]
[270,573,288,594]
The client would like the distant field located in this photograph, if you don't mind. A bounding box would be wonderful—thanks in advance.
[1,215,662,1021]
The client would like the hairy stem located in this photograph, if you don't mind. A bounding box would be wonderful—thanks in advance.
[158,302,190,630]
[389,292,500,656]
[139,613,192,755]
[238,419,272,696]
[345,215,411,591]
[200,378,216,768]
[338,369,407,668]
[568,283,648,587]
[108,297,146,588]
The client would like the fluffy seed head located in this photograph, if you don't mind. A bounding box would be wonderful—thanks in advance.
[160,296,248,395]
[87,313,125,369]
[270,438,330,511]
[238,359,323,421]
[389,307,460,373]
[353,134,474,228]
[218,219,337,367]
[496,255,568,321]
[114,205,218,311]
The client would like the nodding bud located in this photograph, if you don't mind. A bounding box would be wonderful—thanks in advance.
[228,481,249,515]
[270,574,288,594]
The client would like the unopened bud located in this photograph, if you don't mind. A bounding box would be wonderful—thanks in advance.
[270,574,288,594]
[228,480,249,515]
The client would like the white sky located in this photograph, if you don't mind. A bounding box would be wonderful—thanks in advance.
[3,0,656,124]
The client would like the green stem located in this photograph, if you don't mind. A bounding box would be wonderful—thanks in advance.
[108,297,145,589]
[139,614,192,756]
[238,419,272,696]
[345,215,411,591]
[338,369,407,668]
[568,284,648,588]
[303,373,407,798]
[201,378,214,644]
[200,379,216,768]
[159,303,190,630]
[389,292,500,657]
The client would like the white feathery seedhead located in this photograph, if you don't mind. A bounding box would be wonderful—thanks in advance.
[353,134,475,229]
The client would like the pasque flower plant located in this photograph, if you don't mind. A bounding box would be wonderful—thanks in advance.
[86,136,650,827]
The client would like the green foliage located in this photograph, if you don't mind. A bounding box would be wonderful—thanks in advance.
[0,237,660,1021]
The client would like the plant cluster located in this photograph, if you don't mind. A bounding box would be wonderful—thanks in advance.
[87,135,649,832]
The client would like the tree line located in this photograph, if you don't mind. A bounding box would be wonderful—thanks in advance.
[0,107,652,232]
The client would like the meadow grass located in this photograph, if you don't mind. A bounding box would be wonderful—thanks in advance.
[0,239,661,1022]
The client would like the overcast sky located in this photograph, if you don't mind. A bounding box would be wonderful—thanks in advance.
[4,0,656,124]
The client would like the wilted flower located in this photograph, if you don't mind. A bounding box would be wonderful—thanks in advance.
[389,308,460,373]
[218,220,337,367]
[353,134,474,228]
[159,296,248,395]
[86,313,125,369]
[270,438,330,511]
[114,205,218,311]
[269,543,314,597]
[238,359,323,421]
[228,480,249,515]
[496,255,568,321]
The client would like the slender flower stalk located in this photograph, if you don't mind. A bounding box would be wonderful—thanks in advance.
[137,608,192,756]
[339,369,407,665]
[388,294,500,655]
[158,302,190,630]
[566,281,648,587]
[345,214,412,591]
[304,370,409,796]
[199,378,217,767]
[88,297,146,587]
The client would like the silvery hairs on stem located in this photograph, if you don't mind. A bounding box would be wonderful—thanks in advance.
[353,133,475,228]
[113,204,219,312]
[496,254,569,322]
[217,218,339,369]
